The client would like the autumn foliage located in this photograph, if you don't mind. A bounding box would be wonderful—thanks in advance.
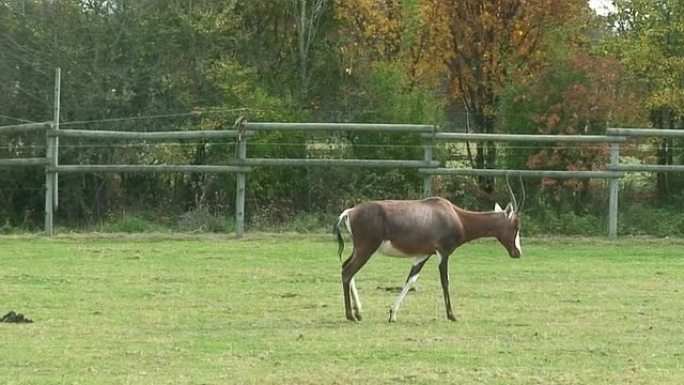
[502,51,644,206]
[411,0,588,191]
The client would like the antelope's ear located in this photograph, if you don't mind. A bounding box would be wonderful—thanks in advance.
[494,203,503,212]
[505,203,514,218]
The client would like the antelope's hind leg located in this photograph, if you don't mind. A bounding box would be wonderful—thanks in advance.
[389,255,430,322]
[341,255,356,321]
[341,242,377,322]
[349,277,362,320]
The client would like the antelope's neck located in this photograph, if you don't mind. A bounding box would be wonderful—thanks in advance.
[459,210,506,242]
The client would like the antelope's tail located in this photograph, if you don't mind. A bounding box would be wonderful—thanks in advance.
[333,209,353,261]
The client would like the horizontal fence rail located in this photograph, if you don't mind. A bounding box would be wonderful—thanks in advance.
[427,132,627,143]
[0,158,49,168]
[609,164,684,173]
[52,165,252,174]
[419,168,624,179]
[243,122,437,133]
[231,158,439,168]
[0,122,51,135]
[51,129,243,140]
[607,128,684,138]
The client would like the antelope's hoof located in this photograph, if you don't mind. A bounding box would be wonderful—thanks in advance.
[447,314,458,322]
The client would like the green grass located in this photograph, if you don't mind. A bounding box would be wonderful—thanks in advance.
[1,234,683,384]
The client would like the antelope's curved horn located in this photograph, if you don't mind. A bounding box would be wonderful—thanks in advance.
[518,175,526,212]
[506,174,518,212]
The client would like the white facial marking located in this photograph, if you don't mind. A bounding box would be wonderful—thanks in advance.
[377,240,411,258]
[514,230,522,254]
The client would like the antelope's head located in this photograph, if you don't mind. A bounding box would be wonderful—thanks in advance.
[494,176,525,258]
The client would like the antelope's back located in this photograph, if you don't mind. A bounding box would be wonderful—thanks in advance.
[350,197,462,247]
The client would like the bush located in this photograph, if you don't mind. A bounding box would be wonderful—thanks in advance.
[177,208,234,233]
[619,204,684,237]
[99,215,166,233]
[522,212,604,236]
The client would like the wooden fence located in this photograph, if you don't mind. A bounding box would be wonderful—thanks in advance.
[1,116,440,237]
[418,132,626,237]
[3,118,684,238]
[0,122,51,168]
[2,70,684,237]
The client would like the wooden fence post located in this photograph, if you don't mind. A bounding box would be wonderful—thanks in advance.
[608,142,620,238]
[422,125,435,197]
[235,117,247,238]
[45,68,60,236]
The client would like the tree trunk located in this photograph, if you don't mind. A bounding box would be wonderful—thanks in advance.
[297,0,308,101]
[472,113,496,193]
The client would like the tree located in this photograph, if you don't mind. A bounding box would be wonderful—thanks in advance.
[606,0,684,200]
[295,0,330,101]
[0,0,309,227]
[332,1,442,200]
[501,49,643,214]
[413,0,587,191]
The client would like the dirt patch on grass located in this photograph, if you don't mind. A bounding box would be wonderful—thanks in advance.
[377,286,416,293]
[1,311,33,323]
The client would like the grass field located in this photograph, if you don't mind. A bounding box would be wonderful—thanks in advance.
[1,233,683,384]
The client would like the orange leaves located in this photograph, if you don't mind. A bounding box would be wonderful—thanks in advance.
[511,47,640,192]
[411,0,586,128]
[527,142,609,171]
[410,0,454,82]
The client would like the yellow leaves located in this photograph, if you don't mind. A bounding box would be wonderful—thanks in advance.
[335,0,589,118]
[646,88,684,114]
[411,0,586,106]
[334,0,403,62]
[409,0,454,82]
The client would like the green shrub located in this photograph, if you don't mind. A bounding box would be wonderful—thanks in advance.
[178,208,234,233]
[522,212,604,236]
[99,215,166,233]
[619,204,684,237]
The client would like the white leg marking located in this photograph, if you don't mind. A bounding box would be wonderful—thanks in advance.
[514,230,522,255]
[350,277,362,313]
[389,256,429,322]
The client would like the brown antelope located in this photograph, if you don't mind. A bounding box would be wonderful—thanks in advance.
[333,177,524,322]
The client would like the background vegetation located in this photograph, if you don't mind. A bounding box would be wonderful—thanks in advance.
[1,0,683,235]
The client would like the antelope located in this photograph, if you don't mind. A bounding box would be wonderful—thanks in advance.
[333,177,524,322]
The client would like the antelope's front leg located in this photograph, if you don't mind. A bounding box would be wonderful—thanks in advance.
[438,252,457,321]
[389,255,430,322]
